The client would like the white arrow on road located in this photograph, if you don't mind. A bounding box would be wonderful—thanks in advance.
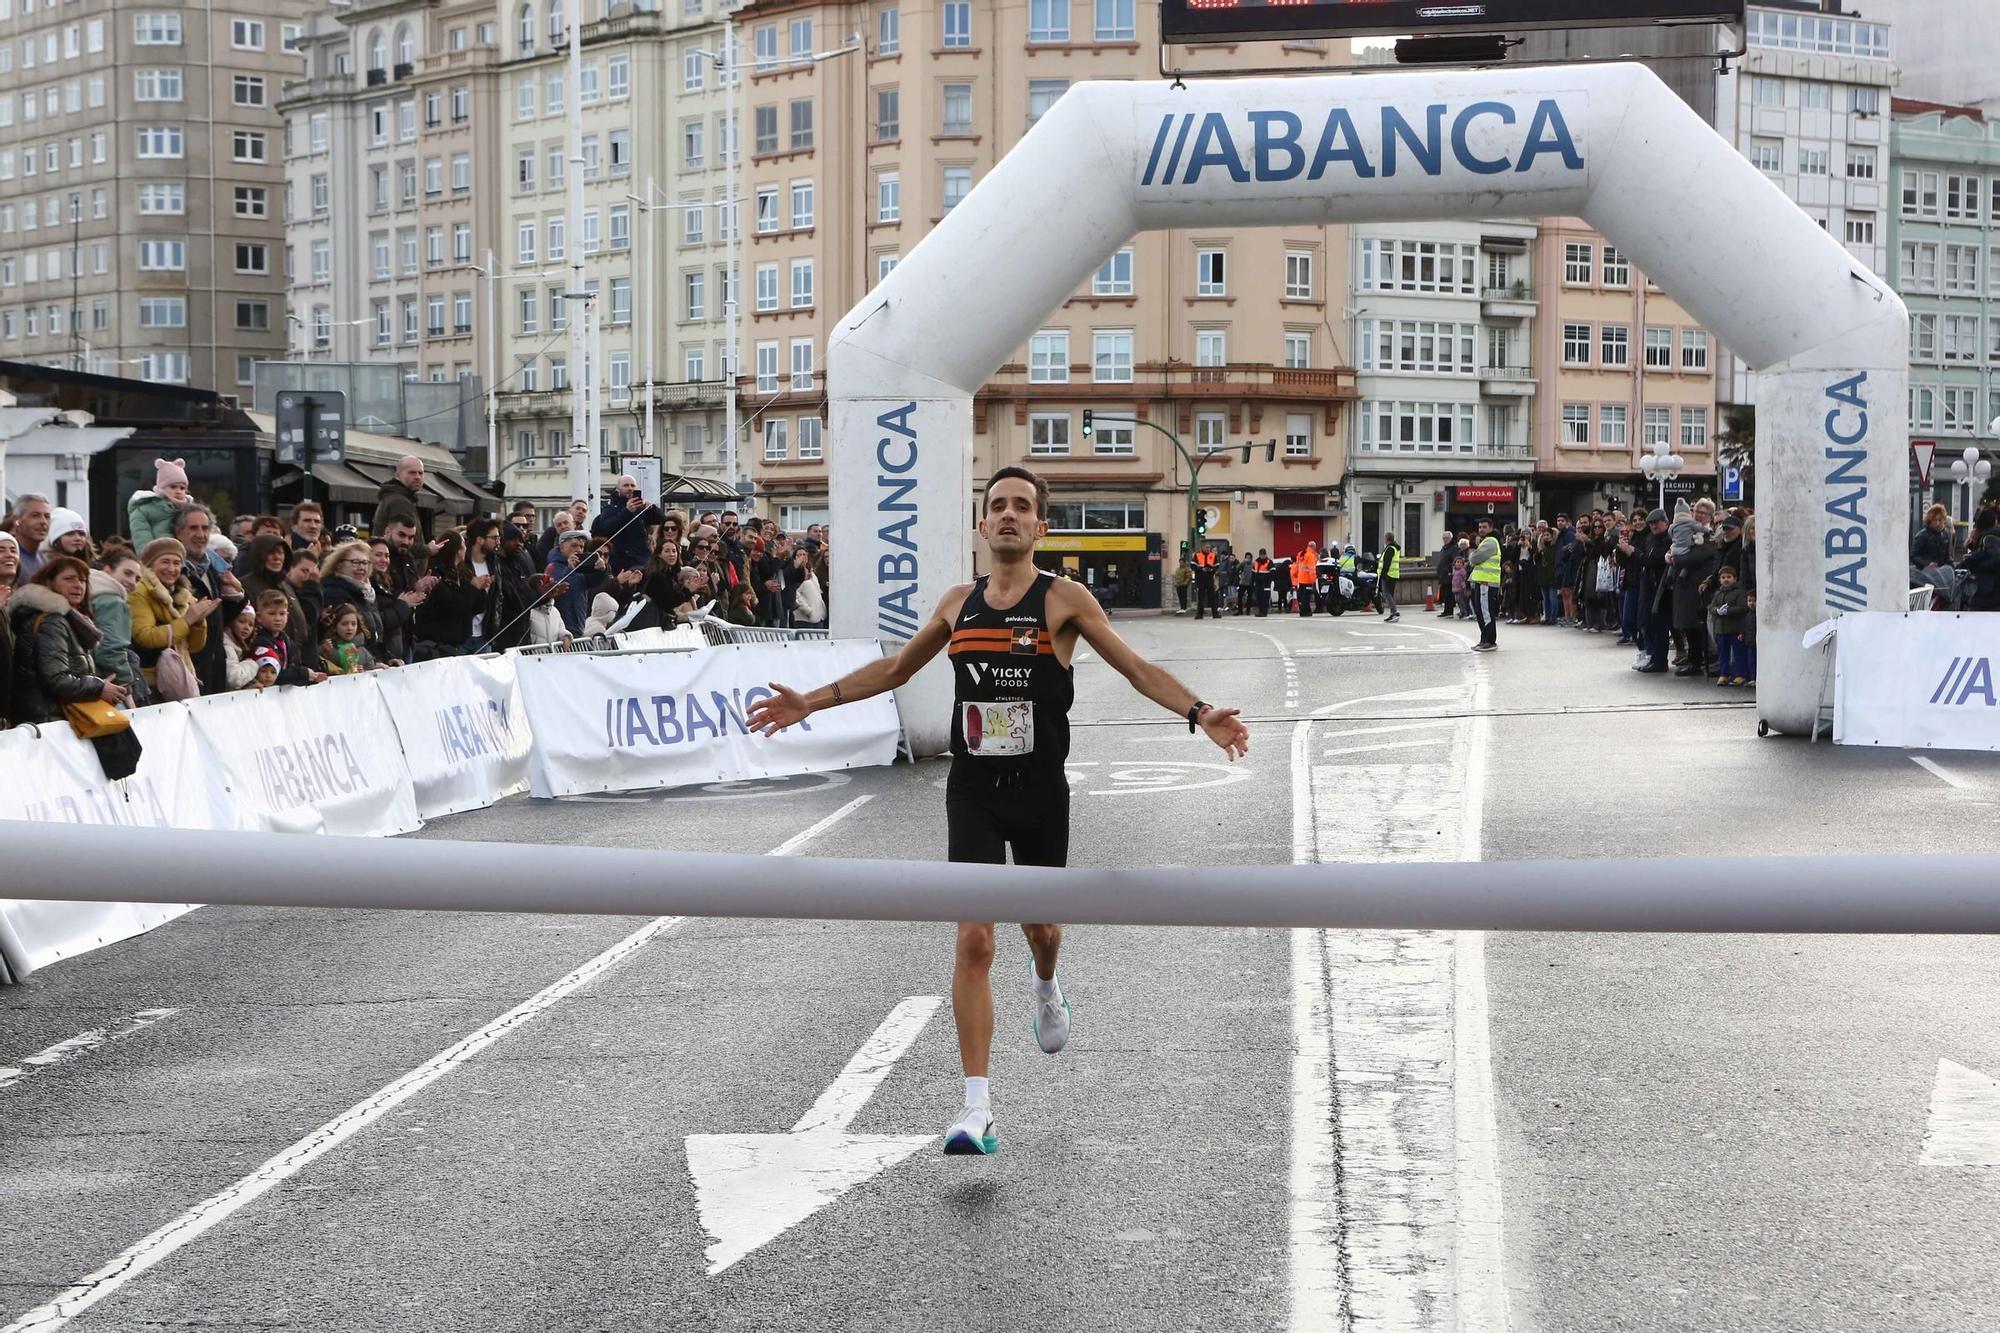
[1922,1058,2000,1167]
[687,995,942,1274]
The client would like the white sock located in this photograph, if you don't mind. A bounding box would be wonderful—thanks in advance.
[1034,972,1059,999]
[964,1076,989,1109]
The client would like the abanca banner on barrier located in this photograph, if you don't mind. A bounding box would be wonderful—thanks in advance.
[517,640,900,798]
[376,655,533,820]
[1836,612,2000,753]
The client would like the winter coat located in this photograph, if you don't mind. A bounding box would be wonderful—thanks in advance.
[544,553,604,634]
[319,574,387,658]
[412,574,483,649]
[1710,585,1755,637]
[1965,532,2000,612]
[222,634,264,690]
[182,550,239,696]
[292,576,324,641]
[794,573,825,625]
[128,570,208,685]
[126,490,185,547]
[1913,523,1955,569]
[1632,529,1671,613]
[251,626,313,687]
[8,583,107,723]
[370,478,424,540]
[591,497,663,573]
[0,603,13,725]
[88,569,139,689]
[1670,532,1720,631]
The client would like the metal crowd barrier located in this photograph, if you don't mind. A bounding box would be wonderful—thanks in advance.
[510,633,619,656]
[1907,585,1934,613]
[688,612,830,648]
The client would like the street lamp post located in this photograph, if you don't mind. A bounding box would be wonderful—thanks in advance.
[1950,443,1992,525]
[470,260,566,485]
[1639,437,1685,509]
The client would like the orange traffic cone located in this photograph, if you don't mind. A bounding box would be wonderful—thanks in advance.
[1423,587,1436,611]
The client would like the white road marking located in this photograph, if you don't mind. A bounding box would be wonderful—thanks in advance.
[1231,626,1300,710]
[1921,1058,2000,1167]
[0,1010,178,1092]
[1912,756,1974,790]
[687,996,942,1274]
[1321,720,1458,741]
[7,801,876,1333]
[1324,738,1452,759]
[768,794,875,856]
[1290,669,1509,1332]
[1296,645,1460,657]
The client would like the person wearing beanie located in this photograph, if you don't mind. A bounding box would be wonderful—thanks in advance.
[46,508,92,560]
[129,536,217,691]
[128,458,192,547]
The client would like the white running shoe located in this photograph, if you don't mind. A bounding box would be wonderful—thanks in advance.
[943,1103,998,1156]
[1033,975,1071,1055]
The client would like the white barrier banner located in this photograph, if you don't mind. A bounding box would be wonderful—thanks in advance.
[375,655,532,820]
[613,625,705,652]
[1835,612,2000,752]
[517,640,900,798]
[186,675,421,836]
[0,706,227,977]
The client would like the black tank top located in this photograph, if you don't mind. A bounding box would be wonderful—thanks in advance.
[948,572,1074,778]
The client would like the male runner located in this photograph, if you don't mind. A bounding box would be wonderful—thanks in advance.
[747,466,1249,1155]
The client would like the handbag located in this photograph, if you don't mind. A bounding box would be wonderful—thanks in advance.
[152,619,201,701]
[62,697,131,738]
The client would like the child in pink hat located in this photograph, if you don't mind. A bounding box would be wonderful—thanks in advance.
[127,457,191,547]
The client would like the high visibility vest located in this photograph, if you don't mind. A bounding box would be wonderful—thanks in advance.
[1337,554,1356,573]
[1291,557,1316,588]
[1383,547,1401,580]
[1470,538,1502,585]
[1254,558,1272,574]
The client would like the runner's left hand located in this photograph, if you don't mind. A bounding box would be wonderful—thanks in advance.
[1200,706,1250,761]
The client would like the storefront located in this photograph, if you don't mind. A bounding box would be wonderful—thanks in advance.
[1033,532,1163,609]
[1448,484,1521,536]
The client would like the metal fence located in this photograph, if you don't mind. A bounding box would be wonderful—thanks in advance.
[1908,585,1934,612]
[688,613,830,648]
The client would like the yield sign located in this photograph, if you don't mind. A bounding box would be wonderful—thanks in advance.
[686,996,941,1273]
[1914,441,1937,489]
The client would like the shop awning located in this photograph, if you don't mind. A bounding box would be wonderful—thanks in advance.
[660,473,744,501]
[301,459,383,504]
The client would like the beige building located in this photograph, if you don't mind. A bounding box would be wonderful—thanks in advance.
[734,0,1356,604]
[1531,218,1719,516]
[0,0,312,390]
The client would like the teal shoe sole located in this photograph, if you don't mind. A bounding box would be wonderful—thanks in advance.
[944,1129,999,1156]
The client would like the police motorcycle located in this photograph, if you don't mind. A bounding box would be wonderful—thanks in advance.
[1316,547,1379,616]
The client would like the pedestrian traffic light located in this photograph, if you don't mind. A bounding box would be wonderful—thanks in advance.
[1179,538,1190,557]
[1081,410,1093,439]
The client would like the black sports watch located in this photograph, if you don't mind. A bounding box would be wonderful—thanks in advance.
[1187,701,1210,733]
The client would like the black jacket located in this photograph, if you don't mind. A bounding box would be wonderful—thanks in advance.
[1965,533,2000,611]
[9,583,107,724]
[1913,524,1954,569]
[320,574,386,658]
[413,574,483,649]
[371,479,424,540]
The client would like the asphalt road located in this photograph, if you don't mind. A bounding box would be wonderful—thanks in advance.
[5,603,2000,1332]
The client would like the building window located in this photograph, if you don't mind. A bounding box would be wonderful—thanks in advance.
[137,127,183,159]
[1028,80,1067,127]
[1751,75,1782,107]
[1092,421,1134,457]
[942,167,973,214]
[1028,0,1067,41]
[791,338,814,389]
[1195,329,1226,366]
[876,89,900,141]
[790,179,814,228]
[1284,331,1310,369]
[1284,251,1314,300]
[791,258,815,308]
[1561,403,1589,446]
[1798,146,1829,177]
[134,13,182,44]
[1028,412,1070,457]
[685,269,707,321]
[1680,329,1708,371]
[790,99,814,150]
[134,68,183,101]
[138,296,186,328]
[1679,407,1708,450]
[874,171,901,224]
[233,74,266,107]
[942,0,971,47]
[137,182,185,215]
[519,289,538,334]
[789,17,815,58]
[234,185,267,219]
[1599,404,1628,447]
[878,6,901,54]
[1094,249,1133,296]
[797,416,823,460]
[453,291,472,333]
[1029,329,1069,382]
[763,419,790,460]
[232,131,266,163]
[1095,0,1135,40]
[1600,247,1629,287]
[1644,327,1672,369]
[1843,214,1875,248]
[1563,242,1592,284]
[1911,313,1937,362]
[1195,248,1226,297]
[1902,170,1940,219]
[756,342,779,393]
[941,84,971,136]
[1092,329,1133,383]
[1359,238,1480,295]
[235,242,269,274]
[755,263,779,312]
[138,238,186,271]
[1561,323,1590,365]
[1599,324,1629,367]
[1900,241,1939,292]
[232,18,264,49]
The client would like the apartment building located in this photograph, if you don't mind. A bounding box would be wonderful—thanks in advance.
[490,0,735,519]
[1344,221,1538,556]
[1888,98,2000,518]
[281,2,509,380]
[732,0,1353,603]
[1713,0,1894,407]
[1532,219,1720,517]
[0,0,311,390]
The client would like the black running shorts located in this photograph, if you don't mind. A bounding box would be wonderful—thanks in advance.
[945,768,1071,869]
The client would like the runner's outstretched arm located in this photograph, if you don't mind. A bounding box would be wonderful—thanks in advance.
[745,593,957,736]
[1055,583,1250,760]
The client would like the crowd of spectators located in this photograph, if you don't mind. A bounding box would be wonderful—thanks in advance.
[1430,499,1761,682]
[0,456,831,730]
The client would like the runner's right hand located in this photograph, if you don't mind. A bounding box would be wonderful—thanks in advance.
[747,682,810,737]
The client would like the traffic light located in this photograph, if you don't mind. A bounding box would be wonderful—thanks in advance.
[1241,440,1276,463]
[1179,539,1190,557]
[1081,409,1093,439]
[1195,508,1209,538]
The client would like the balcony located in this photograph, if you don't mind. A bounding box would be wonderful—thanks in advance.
[1480,365,1537,397]
[639,378,728,408]
[1481,287,1537,320]
[1347,441,1534,477]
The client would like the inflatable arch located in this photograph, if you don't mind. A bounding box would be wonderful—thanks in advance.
[829,64,1908,752]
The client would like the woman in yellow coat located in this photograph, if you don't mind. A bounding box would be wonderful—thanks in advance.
[129,538,219,691]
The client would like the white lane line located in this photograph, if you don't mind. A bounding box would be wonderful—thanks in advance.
[1231,626,1300,710]
[7,800,874,1333]
[1912,756,1974,790]
[768,794,875,857]
[1324,738,1450,759]
[1921,1058,2000,1167]
[1453,671,1510,1333]
[0,1010,179,1092]
[1322,721,1458,741]
[789,995,941,1136]
[1288,718,1344,1330]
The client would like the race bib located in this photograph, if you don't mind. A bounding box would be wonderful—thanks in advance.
[963,700,1035,757]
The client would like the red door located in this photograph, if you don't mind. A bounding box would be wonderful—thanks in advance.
[1272,517,1323,562]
